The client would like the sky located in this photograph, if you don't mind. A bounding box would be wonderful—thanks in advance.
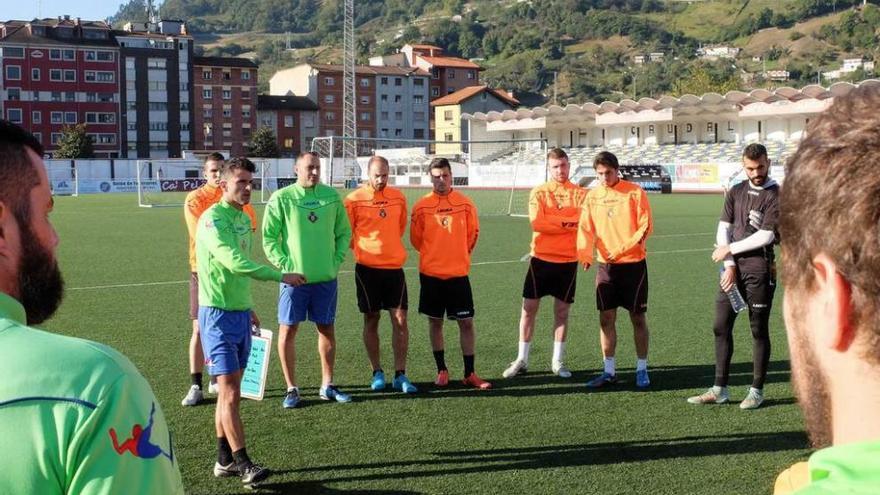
[4,1,129,22]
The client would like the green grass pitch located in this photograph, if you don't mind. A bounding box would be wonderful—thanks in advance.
[45,191,810,494]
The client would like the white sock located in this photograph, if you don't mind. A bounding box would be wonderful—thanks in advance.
[517,341,531,363]
[604,357,616,375]
[636,359,648,372]
[287,386,299,393]
[552,341,565,364]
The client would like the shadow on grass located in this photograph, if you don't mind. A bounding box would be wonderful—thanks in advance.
[293,430,809,484]
[333,360,791,402]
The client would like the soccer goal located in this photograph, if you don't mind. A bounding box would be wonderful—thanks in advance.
[45,162,79,197]
[309,136,548,216]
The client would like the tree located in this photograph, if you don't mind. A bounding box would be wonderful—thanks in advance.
[55,124,94,159]
[249,126,280,158]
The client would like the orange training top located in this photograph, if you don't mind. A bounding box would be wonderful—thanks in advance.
[529,180,586,263]
[344,184,408,269]
[185,184,257,272]
[410,189,479,279]
[577,179,652,266]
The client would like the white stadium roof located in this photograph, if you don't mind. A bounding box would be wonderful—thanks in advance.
[462,79,880,123]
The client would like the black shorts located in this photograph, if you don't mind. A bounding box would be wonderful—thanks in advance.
[418,273,474,320]
[189,272,199,320]
[522,257,578,304]
[716,270,776,313]
[354,264,408,313]
[595,259,648,313]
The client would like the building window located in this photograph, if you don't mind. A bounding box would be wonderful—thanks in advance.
[63,50,75,60]
[6,65,21,80]
[202,70,212,79]
[467,70,475,79]
[360,112,371,121]
[380,128,388,137]
[222,90,232,99]
[147,58,166,69]
[325,112,335,121]
[414,129,425,139]
[148,102,167,111]
[51,133,63,144]
[284,115,294,127]
[49,49,62,60]
[394,95,402,103]
[3,47,24,58]
[380,111,389,120]
[447,88,455,95]
[381,95,388,102]
[414,78,425,86]
[242,70,250,80]
[448,70,455,79]
[381,77,388,85]
[223,72,231,80]
[64,112,77,124]
[394,128,403,137]
[431,87,440,97]
[324,94,335,104]
[360,78,370,87]
[223,109,232,118]
[203,109,212,118]
[395,111,402,121]
[414,112,425,121]
[33,133,41,144]
[324,77,335,86]
[303,114,315,128]
[85,113,115,124]
[414,95,424,104]
[51,112,63,123]
[431,68,440,79]
[8,88,21,101]
[444,110,453,121]
[242,90,251,99]
[394,78,402,86]
[32,91,40,101]
[85,71,114,82]
[51,92,62,102]
[32,111,41,124]
[444,133,454,142]
[50,69,62,81]
[242,109,251,118]
[31,68,40,81]
[360,95,370,104]
[283,138,293,148]
[7,109,22,123]
[203,88,213,99]
[65,92,75,102]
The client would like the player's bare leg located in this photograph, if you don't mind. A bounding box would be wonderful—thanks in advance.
[586,309,619,388]
[363,312,382,372]
[630,311,651,388]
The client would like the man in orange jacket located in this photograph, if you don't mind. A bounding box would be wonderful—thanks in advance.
[503,148,586,380]
[344,156,417,394]
[411,158,490,390]
[577,151,653,389]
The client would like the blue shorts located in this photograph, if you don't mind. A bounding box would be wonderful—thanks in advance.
[278,279,338,325]
[198,306,252,376]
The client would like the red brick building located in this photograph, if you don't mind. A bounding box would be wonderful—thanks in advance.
[256,94,319,157]
[193,56,258,156]
[1,17,121,157]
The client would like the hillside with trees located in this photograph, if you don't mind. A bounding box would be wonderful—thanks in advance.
[109,0,880,106]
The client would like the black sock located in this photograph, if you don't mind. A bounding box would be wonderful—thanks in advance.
[192,372,203,389]
[433,350,447,372]
[395,370,405,378]
[217,437,233,465]
[373,368,384,376]
[463,354,475,377]
[232,448,251,469]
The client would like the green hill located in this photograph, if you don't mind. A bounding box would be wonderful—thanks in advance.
[110,0,880,104]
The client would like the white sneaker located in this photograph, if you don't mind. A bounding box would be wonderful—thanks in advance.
[181,384,203,406]
[740,387,765,410]
[552,361,572,378]
[208,381,219,395]
[502,359,528,378]
[687,386,729,404]
[213,461,239,477]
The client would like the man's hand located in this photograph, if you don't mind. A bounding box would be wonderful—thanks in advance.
[250,311,261,331]
[282,273,306,286]
[719,266,736,292]
[582,262,591,271]
[712,245,731,263]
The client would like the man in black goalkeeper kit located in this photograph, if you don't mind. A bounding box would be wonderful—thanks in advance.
[688,143,780,410]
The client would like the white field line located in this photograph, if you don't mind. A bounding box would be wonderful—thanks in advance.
[67,247,712,291]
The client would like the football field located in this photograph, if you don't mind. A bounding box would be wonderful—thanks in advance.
[46,191,809,494]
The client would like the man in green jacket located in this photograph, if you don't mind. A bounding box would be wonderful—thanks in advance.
[263,151,352,408]
[773,85,880,493]
[196,157,303,488]
[0,120,184,494]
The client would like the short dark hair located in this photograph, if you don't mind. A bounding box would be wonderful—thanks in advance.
[221,157,256,178]
[547,148,568,161]
[204,152,225,165]
[593,151,619,170]
[429,157,451,172]
[743,143,768,161]
[0,120,44,226]
[780,85,880,363]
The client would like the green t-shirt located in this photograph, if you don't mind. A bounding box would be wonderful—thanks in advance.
[196,199,283,311]
[0,293,184,495]
[262,183,351,284]
[795,440,880,494]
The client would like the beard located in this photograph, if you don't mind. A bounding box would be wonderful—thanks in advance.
[787,302,833,448]
[17,221,64,325]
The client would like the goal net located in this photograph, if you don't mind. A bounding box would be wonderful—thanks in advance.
[309,136,548,217]
[45,161,79,197]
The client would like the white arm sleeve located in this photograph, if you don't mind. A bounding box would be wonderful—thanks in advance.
[730,229,776,255]
[716,221,735,268]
